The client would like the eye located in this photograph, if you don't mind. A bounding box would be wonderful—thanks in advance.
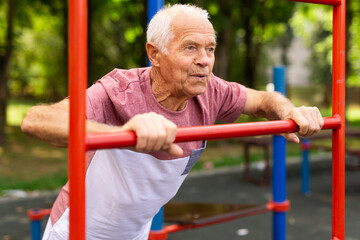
[186,46,195,51]
[207,47,215,53]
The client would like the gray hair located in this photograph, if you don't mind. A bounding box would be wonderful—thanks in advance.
[147,4,210,54]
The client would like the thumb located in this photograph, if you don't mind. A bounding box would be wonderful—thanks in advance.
[165,144,183,157]
[282,133,300,143]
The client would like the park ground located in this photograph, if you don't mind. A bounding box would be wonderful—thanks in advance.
[1,155,360,240]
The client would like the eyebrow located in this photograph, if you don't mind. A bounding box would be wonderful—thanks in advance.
[181,40,217,47]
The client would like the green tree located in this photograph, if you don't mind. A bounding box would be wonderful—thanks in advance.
[88,0,147,84]
[170,0,295,88]
[9,1,67,100]
[0,0,15,145]
[347,0,360,87]
[290,2,360,107]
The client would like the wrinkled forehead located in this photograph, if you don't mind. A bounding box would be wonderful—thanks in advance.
[171,13,216,42]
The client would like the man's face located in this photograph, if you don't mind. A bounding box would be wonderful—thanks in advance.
[158,14,216,99]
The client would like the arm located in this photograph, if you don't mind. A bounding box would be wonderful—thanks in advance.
[21,99,183,156]
[243,88,324,143]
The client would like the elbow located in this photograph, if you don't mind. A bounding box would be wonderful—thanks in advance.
[21,107,38,135]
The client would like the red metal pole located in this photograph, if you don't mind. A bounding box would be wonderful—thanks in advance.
[287,0,341,5]
[86,117,340,150]
[68,0,87,239]
[332,0,346,239]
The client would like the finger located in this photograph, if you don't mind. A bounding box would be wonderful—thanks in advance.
[290,107,309,136]
[149,116,168,151]
[300,107,322,137]
[301,108,317,137]
[282,133,300,143]
[314,107,324,129]
[308,107,322,135]
[313,107,324,131]
[123,116,149,152]
[161,117,177,145]
[165,143,183,157]
[139,113,163,152]
[135,120,151,152]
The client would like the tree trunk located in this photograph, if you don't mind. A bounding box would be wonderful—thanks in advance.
[213,0,231,80]
[141,0,148,66]
[243,7,256,89]
[0,59,9,145]
[0,0,15,145]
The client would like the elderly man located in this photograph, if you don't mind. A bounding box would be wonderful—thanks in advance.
[21,4,323,240]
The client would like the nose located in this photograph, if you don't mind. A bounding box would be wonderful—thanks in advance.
[195,48,211,67]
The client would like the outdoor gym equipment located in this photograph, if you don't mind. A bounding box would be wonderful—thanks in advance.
[29,0,347,239]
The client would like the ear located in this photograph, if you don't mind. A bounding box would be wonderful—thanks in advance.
[146,42,160,67]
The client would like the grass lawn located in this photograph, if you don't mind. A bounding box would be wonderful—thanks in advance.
[1,98,69,192]
[0,126,68,192]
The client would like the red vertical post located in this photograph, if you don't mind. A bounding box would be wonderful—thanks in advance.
[68,0,87,239]
[332,0,346,239]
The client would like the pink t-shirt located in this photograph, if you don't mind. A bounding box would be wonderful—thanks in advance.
[44,67,247,240]
[86,67,247,158]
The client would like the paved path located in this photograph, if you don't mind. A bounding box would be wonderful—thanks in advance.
[1,157,359,240]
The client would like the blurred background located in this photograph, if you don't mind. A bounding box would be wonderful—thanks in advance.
[0,0,359,194]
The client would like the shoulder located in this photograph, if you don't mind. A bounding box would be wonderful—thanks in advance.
[87,67,151,99]
[206,73,247,96]
[99,67,151,91]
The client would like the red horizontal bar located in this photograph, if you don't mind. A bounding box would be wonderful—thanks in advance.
[27,208,51,221]
[287,0,341,6]
[162,205,271,234]
[85,116,340,150]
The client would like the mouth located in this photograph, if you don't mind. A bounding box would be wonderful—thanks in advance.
[191,73,208,79]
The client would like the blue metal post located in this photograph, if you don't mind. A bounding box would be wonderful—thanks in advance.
[31,220,42,240]
[272,66,287,240]
[301,138,311,195]
[151,207,165,231]
[148,0,165,233]
[147,0,164,66]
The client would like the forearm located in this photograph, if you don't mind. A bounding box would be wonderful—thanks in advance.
[21,102,121,148]
[256,92,295,120]
[244,89,295,121]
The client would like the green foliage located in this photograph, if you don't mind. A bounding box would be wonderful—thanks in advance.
[290,4,333,88]
[4,0,359,100]
[290,2,360,87]
[88,0,147,84]
[5,0,67,101]
[2,0,297,99]
[347,0,360,86]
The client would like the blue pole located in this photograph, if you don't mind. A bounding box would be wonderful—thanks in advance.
[147,0,164,66]
[272,66,287,240]
[31,220,42,240]
[151,207,165,231]
[301,138,311,195]
[148,0,165,233]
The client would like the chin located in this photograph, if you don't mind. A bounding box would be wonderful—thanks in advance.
[191,87,207,97]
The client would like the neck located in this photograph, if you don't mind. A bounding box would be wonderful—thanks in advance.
[150,68,188,111]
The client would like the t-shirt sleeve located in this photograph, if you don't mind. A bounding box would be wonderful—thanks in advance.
[86,81,111,123]
[212,76,247,123]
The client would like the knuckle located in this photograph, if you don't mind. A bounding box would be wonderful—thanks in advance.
[158,131,166,140]
[136,142,146,152]
[301,122,310,129]
[168,123,177,132]
[147,132,157,142]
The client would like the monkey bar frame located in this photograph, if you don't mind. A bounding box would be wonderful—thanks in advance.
[67,0,346,239]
